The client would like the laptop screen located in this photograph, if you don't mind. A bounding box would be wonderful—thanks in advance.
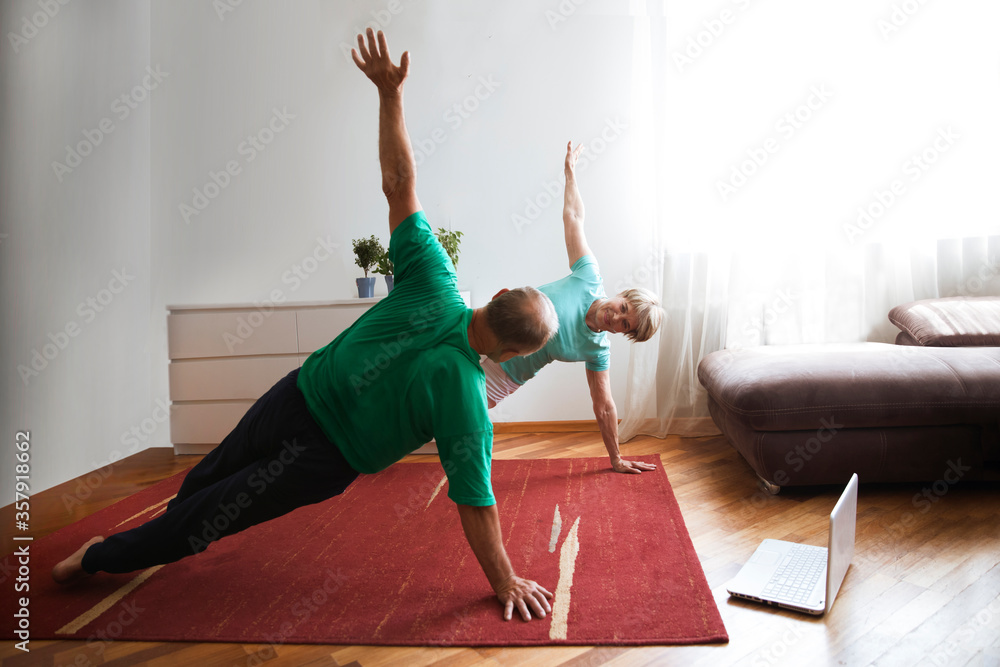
[825,473,859,613]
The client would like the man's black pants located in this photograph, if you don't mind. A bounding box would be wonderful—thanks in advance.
[82,369,359,574]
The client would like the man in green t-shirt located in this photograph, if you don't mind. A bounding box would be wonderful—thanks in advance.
[53,29,558,624]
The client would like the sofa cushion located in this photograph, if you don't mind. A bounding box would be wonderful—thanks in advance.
[705,398,991,486]
[697,343,1000,432]
[889,296,1000,347]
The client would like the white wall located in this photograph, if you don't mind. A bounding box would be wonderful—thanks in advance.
[148,0,642,426]
[1,0,153,499]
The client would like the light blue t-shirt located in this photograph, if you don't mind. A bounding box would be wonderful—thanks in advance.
[500,255,610,384]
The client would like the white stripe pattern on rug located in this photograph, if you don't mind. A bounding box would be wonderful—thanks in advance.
[56,565,164,635]
[549,515,581,640]
[548,504,563,553]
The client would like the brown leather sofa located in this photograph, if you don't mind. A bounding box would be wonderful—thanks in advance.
[697,297,1000,490]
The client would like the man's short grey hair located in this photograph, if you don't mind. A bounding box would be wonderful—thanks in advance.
[484,287,558,354]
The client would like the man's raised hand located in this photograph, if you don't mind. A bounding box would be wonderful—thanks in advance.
[352,28,410,94]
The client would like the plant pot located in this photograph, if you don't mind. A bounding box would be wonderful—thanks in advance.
[356,277,375,298]
[384,275,394,294]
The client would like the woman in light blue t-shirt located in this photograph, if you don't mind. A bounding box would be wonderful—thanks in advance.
[482,142,664,474]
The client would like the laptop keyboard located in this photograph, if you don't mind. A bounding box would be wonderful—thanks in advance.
[762,544,827,604]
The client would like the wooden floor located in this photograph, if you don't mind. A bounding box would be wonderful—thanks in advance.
[3,432,999,667]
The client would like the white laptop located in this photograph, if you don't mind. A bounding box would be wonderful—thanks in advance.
[727,473,858,615]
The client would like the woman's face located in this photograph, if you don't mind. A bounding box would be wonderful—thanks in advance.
[596,296,633,335]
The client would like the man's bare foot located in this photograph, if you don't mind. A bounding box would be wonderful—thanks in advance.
[52,536,104,585]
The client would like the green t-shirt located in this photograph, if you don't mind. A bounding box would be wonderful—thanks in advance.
[500,255,610,384]
[297,212,495,506]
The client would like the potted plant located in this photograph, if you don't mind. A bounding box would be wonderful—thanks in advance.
[435,228,463,271]
[352,235,384,298]
[376,250,394,294]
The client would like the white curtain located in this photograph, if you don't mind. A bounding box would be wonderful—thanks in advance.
[619,1,1000,440]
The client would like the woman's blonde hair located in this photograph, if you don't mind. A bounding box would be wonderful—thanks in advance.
[619,287,664,343]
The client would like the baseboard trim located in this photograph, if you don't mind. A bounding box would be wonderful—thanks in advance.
[173,422,604,456]
[173,444,216,455]
[493,420,601,433]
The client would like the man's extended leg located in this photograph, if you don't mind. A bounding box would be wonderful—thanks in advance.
[166,369,309,511]
[55,369,358,579]
[80,435,356,574]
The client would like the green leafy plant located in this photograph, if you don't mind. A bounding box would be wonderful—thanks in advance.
[435,228,463,270]
[352,235,384,278]
[375,249,393,276]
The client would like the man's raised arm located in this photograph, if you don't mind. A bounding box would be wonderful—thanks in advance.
[352,29,421,234]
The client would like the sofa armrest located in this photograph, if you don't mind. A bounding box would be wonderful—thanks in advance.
[889,296,1000,347]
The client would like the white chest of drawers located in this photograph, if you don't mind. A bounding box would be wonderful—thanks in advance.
[167,298,381,454]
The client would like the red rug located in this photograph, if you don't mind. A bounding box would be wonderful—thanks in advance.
[5,456,727,646]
